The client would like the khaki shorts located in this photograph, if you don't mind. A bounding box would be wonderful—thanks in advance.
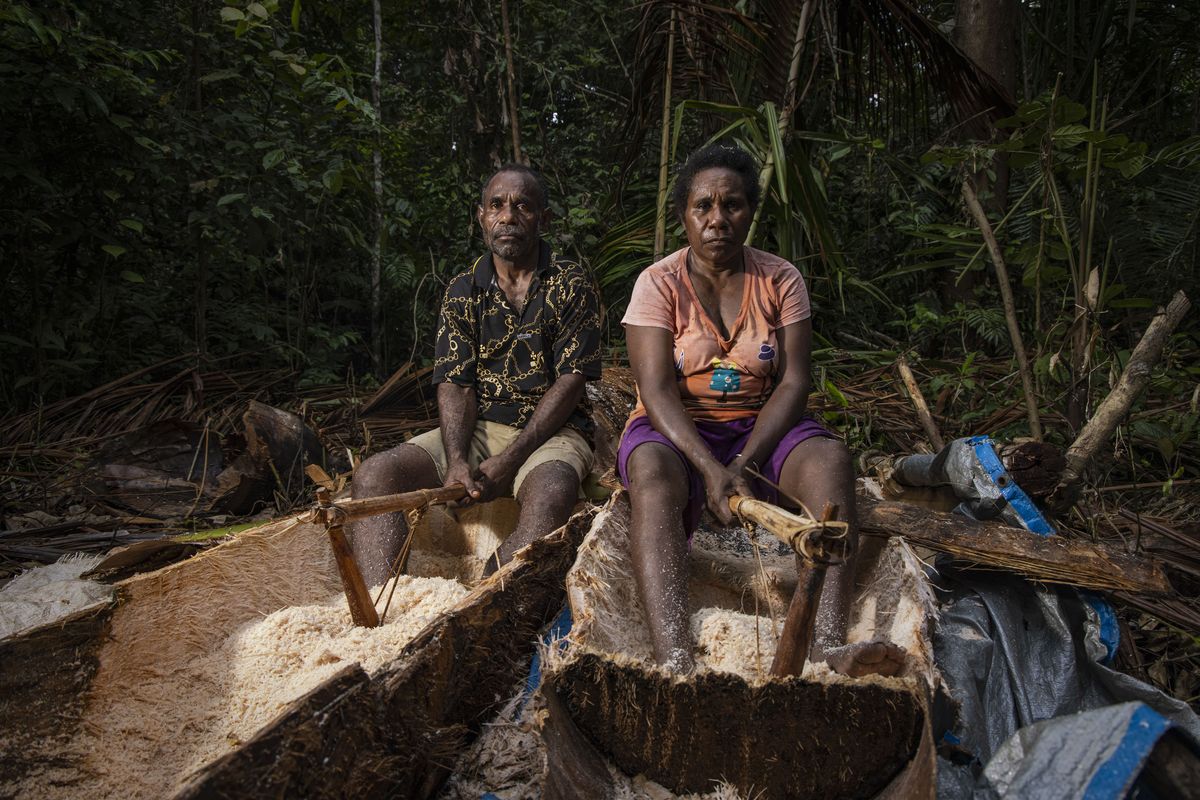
[407,420,593,497]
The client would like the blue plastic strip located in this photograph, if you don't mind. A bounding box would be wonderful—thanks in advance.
[520,605,573,711]
[1083,704,1173,800]
[1081,590,1121,665]
[966,435,1055,536]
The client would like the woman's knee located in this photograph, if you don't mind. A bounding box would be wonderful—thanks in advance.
[782,436,855,490]
[626,444,689,503]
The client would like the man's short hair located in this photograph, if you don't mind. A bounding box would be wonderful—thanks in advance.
[672,144,761,218]
[481,163,550,211]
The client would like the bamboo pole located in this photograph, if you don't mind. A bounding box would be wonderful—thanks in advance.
[1048,290,1191,512]
[962,179,1044,440]
[652,8,677,262]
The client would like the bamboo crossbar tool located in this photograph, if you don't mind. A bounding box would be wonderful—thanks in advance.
[728,496,851,677]
[308,483,469,628]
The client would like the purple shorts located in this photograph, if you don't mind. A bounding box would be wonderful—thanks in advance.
[616,414,836,534]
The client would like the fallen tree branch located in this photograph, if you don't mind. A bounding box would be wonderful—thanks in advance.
[1048,290,1191,512]
[896,355,945,450]
[858,495,1172,595]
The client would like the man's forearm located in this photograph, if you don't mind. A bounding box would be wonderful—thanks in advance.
[497,373,586,467]
[438,382,478,466]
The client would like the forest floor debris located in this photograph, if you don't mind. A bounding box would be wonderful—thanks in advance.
[1,357,1197,710]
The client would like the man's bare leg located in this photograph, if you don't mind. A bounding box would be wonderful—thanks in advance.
[778,436,907,678]
[626,443,694,672]
[348,444,440,586]
[483,460,578,575]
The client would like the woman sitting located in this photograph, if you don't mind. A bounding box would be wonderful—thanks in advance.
[618,143,904,676]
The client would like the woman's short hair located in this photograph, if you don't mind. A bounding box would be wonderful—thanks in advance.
[672,144,761,217]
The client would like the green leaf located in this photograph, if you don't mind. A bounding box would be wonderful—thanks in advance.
[220,7,245,21]
[119,218,144,233]
[217,192,245,206]
[101,244,127,258]
[823,378,849,408]
[120,270,144,283]
[200,68,240,83]
[288,62,306,76]
[262,148,286,169]
[291,0,301,31]
[322,170,343,193]
[247,2,269,19]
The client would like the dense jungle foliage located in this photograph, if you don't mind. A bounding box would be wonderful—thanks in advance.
[3,0,1198,484]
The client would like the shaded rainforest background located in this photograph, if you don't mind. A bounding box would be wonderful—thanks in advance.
[2,0,1198,486]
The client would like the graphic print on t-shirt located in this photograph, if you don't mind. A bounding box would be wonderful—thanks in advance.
[709,358,742,401]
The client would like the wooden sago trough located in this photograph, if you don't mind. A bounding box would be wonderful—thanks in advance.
[540,491,942,799]
[0,494,595,799]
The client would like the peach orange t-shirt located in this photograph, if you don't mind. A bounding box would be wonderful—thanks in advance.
[622,246,811,422]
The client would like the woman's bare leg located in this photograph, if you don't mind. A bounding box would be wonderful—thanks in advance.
[778,436,906,677]
[626,443,694,672]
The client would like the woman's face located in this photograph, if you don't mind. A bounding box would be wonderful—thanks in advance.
[682,167,753,268]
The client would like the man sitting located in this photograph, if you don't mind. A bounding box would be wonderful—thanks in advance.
[350,165,601,584]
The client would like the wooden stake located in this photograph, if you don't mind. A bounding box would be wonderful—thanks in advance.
[896,355,945,450]
[325,521,380,628]
[962,179,1044,441]
[769,502,838,677]
[1048,290,1191,512]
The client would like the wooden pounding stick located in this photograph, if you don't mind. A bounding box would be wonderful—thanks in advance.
[772,503,841,677]
[727,497,851,676]
[308,484,468,526]
[312,483,468,628]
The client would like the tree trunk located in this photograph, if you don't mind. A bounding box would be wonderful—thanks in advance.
[746,0,818,247]
[946,0,1019,304]
[190,0,207,360]
[500,0,523,164]
[653,9,677,261]
[371,0,384,374]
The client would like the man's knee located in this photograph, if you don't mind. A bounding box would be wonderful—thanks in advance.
[351,444,436,498]
[516,460,578,508]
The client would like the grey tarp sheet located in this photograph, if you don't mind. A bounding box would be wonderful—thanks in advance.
[931,568,1200,799]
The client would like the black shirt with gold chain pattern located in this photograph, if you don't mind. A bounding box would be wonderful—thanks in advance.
[432,240,601,434]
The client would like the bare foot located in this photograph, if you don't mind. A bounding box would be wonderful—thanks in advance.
[819,641,907,678]
[663,647,695,675]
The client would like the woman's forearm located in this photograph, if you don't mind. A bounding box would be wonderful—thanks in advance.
[627,325,724,477]
[729,378,810,472]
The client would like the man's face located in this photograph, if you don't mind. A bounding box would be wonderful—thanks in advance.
[477,171,548,263]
